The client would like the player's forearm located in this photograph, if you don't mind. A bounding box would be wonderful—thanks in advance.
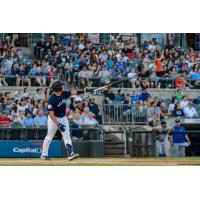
[49,111,59,125]
[185,135,190,143]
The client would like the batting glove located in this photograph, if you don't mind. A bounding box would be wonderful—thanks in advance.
[58,123,66,132]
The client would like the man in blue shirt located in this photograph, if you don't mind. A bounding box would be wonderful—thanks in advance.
[170,118,190,157]
[131,90,139,104]
[139,88,151,102]
[34,110,47,127]
[21,112,34,127]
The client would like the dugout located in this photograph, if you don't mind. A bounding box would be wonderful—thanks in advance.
[181,122,200,156]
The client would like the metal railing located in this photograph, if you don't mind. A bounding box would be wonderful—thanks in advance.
[103,128,129,156]
[0,127,103,141]
[70,74,200,89]
[103,104,148,125]
[2,75,59,86]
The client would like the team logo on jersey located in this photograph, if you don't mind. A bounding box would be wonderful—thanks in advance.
[58,99,66,107]
[48,104,52,109]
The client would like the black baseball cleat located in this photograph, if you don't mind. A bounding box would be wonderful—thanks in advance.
[40,156,50,160]
[68,153,79,161]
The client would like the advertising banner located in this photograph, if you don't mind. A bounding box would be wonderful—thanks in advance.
[0,140,62,158]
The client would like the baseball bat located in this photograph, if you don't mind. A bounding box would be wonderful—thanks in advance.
[86,77,130,94]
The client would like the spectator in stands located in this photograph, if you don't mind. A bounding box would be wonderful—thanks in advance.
[149,72,159,88]
[21,112,34,127]
[0,73,8,86]
[104,86,115,104]
[68,114,82,141]
[98,65,110,85]
[34,110,47,127]
[172,104,185,117]
[137,100,146,112]
[138,88,151,102]
[115,89,125,102]
[131,90,139,104]
[183,102,198,118]
[168,97,178,112]
[151,96,161,107]
[24,102,36,118]
[175,88,184,101]
[180,95,190,109]
[35,66,46,86]
[3,97,16,114]
[169,118,190,157]
[88,97,102,124]
[127,68,138,88]
[34,88,45,101]
[159,103,171,120]
[79,107,90,124]
[78,65,93,88]
[80,112,98,127]
[147,102,160,127]
[0,111,11,126]
[175,74,190,88]
[16,64,31,87]
[14,108,24,124]
[123,93,131,105]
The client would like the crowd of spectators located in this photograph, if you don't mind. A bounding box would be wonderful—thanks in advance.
[34,34,200,89]
[103,86,199,127]
[1,34,200,89]
[0,36,57,87]
[1,34,200,127]
[0,87,102,140]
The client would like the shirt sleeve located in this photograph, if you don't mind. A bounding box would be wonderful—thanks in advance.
[182,127,186,135]
[21,118,25,126]
[63,91,71,99]
[31,119,34,127]
[34,118,38,126]
[47,97,55,112]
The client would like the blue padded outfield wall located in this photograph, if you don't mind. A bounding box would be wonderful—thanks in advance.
[0,141,62,158]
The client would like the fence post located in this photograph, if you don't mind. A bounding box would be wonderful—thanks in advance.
[102,104,105,125]
[152,131,156,157]
[123,129,127,156]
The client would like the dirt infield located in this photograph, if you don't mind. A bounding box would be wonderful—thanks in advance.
[0,157,200,166]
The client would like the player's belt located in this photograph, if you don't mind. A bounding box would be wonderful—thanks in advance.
[55,115,65,118]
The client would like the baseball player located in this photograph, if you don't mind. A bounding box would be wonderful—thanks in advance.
[41,80,79,161]
[153,121,170,157]
[169,118,191,157]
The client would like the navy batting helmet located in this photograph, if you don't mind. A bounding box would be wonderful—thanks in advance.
[52,80,65,91]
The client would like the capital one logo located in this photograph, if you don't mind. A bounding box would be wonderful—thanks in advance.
[13,147,42,154]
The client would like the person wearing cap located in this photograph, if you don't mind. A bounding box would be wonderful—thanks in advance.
[153,121,171,157]
[169,118,191,157]
[183,102,198,118]
[41,80,79,161]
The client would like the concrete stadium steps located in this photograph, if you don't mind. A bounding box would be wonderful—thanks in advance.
[104,133,125,156]
[104,144,125,156]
